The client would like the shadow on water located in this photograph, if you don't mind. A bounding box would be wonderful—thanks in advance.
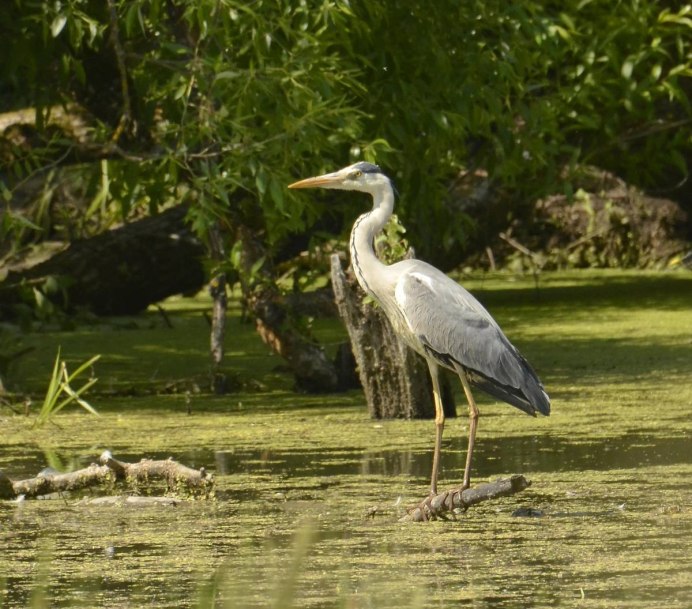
[470,273,692,313]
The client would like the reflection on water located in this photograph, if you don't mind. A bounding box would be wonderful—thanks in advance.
[211,432,689,481]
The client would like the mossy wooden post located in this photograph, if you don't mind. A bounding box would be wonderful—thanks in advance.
[330,254,454,419]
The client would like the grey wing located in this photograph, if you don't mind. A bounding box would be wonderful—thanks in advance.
[393,267,550,416]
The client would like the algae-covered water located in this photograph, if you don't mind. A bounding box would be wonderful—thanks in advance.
[1,271,690,608]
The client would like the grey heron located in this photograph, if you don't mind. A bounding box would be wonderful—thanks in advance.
[289,162,550,496]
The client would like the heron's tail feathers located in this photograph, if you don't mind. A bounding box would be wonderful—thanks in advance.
[466,364,551,417]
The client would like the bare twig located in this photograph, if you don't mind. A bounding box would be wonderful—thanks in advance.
[106,0,132,143]
[498,232,543,293]
[499,232,535,258]
[156,304,174,329]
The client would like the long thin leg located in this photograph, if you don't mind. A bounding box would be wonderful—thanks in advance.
[454,363,479,491]
[426,359,445,496]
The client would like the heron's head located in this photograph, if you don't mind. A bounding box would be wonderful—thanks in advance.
[288,162,391,195]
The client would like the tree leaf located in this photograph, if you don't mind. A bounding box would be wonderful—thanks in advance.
[215,70,241,81]
[50,14,67,38]
[269,177,284,211]
[255,167,268,196]
[621,59,634,79]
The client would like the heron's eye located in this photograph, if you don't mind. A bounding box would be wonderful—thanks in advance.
[352,170,362,178]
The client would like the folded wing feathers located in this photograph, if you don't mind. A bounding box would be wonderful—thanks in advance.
[394,266,550,416]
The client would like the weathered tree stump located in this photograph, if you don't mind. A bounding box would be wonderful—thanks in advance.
[402,475,531,522]
[330,253,455,419]
[0,451,214,500]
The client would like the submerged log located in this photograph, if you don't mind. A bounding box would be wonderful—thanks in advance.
[78,495,183,507]
[402,475,531,522]
[0,451,214,500]
[330,253,455,419]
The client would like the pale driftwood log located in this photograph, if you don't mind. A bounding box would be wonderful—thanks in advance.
[0,451,213,500]
[330,254,455,419]
[401,475,531,522]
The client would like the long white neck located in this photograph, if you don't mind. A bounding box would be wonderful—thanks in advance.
[349,180,395,299]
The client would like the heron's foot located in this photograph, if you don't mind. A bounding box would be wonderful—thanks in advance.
[408,489,457,521]
[407,486,472,521]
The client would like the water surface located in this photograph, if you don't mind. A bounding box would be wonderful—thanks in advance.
[1,271,690,608]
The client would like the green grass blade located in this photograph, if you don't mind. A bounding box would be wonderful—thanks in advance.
[65,354,101,383]
[36,349,63,424]
[52,377,99,416]
[60,378,100,416]
[34,349,100,424]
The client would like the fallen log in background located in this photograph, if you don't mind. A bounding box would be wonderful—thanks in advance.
[0,205,205,318]
[0,451,213,500]
[401,475,531,522]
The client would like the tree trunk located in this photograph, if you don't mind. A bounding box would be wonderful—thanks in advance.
[236,226,339,393]
[330,254,455,419]
[0,204,205,318]
[207,222,229,394]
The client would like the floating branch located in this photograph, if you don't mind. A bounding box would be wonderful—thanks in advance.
[0,451,214,500]
[402,475,531,522]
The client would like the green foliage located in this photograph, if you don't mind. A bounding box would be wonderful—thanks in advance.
[375,214,411,264]
[1,0,689,267]
[35,349,100,426]
[2,0,369,256]
[350,2,691,256]
[539,2,692,189]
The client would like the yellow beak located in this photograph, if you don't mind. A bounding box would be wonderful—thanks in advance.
[287,172,343,189]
